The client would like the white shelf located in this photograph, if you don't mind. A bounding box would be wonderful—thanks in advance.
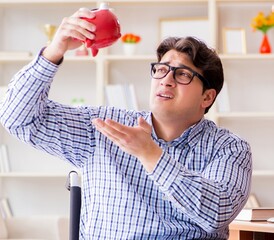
[1,54,274,63]
[0,172,69,178]
[0,54,156,63]
[0,0,271,3]
[220,54,274,60]
[217,112,274,119]
[66,54,156,62]
[253,171,274,177]
[0,0,96,4]
[0,0,207,4]
[217,0,273,2]
[104,54,156,61]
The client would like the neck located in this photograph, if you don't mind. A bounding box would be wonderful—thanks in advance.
[152,115,201,142]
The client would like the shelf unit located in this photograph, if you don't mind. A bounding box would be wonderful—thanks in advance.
[1,0,274,217]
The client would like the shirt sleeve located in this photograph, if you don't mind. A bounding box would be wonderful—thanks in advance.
[148,137,252,233]
[0,51,95,168]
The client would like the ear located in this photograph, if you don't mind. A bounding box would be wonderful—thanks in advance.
[201,89,216,109]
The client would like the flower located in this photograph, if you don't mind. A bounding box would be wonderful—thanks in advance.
[121,33,141,44]
[251,11,274,34]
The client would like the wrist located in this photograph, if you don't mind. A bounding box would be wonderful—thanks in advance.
[41,46,64,65]
[139,144,163,173]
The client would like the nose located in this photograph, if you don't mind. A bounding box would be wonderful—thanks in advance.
[160,70,176,87]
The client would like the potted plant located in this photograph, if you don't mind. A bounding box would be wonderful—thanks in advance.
[251,11,274,53]
[121,33,141,55]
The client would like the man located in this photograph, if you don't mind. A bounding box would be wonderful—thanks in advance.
[0,8,252,239]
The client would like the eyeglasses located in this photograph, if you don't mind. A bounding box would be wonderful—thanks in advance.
[150,62,210,87]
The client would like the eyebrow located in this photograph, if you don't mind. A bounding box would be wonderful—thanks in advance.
[160,61,192,69]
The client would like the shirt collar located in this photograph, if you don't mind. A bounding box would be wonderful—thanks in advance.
[148,113,206,147]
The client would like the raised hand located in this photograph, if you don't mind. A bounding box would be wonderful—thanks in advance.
[42,8,96,64]
[92,117,163,172]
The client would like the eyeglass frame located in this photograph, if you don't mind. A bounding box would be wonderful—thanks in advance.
[150,62,211,88]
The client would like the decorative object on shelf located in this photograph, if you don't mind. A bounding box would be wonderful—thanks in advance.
[259,34,271,54]
[121,33,141,55]
[251,11,274,54]
[71,98,85,107]
[222,28,247,54]
[43,24,57,46]
[82,2,121,57]
[160,18,210,46]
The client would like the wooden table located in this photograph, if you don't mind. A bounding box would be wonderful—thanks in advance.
[229,220,274,240]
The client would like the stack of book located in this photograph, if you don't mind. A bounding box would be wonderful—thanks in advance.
[105,83,138,110]
[235,207,274,221]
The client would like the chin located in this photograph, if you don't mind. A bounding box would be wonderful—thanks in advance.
[151,105,173,118]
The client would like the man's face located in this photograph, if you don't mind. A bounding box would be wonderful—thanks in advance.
[149,49,213,124]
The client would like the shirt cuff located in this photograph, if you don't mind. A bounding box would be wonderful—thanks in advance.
[147,151,181,192]
[27,48,61,82]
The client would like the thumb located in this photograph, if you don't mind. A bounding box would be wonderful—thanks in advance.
[138,117,152,134]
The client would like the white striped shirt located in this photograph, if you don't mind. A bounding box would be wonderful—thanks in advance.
[0,53,252,239]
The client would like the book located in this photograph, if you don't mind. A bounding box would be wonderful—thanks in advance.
[124,84,138,110]
[105,83,138,110]
[0,145,10,172]
[235,207,274,221]
[0,198,13,219]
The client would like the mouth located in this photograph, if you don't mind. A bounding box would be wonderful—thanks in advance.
[156,92,174,99]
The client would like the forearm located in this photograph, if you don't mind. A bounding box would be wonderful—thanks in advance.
[148,148,252,232]
[0,53,58,136]
[0,52,96,165]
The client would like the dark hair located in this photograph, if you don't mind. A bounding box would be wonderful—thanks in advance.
[156,36,224,113]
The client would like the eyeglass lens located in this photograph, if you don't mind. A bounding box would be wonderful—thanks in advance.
[151,63,194,85]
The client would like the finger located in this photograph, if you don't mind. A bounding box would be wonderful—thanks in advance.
[105,118,130,133]
[60,17,95,42]
[92,119,127,140]
[72,7,95,19]
[72,8,96,32]
[66,16,96,34]
[138,117,152,134]
[62,8,96,40]
[96,125,120,143]
[92,119,119,143]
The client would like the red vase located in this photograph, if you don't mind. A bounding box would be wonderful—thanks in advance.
[260,34,271,54]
